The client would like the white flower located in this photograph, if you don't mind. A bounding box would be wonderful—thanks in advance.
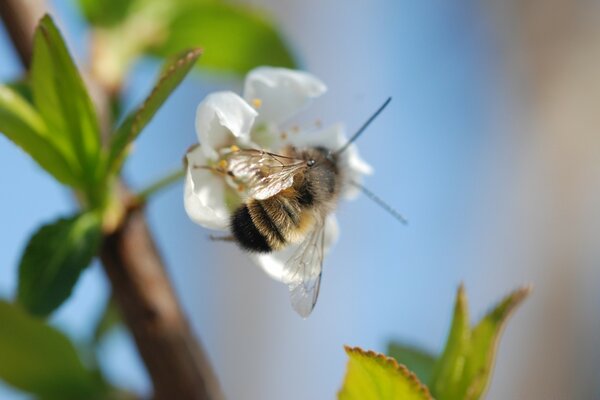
[184,67,372,282]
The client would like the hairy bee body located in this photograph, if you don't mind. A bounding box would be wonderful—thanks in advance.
[231,147,340,253]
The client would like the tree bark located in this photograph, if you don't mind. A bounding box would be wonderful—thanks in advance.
[101,206,222,400]
[0,0,43,68]
[0,2,223,399]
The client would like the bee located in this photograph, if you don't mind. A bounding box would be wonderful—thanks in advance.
[230,146,340,254]
[210,98,398,317]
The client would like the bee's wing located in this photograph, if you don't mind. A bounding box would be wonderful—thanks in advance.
[227,149,307,200]
[281,218,326,318]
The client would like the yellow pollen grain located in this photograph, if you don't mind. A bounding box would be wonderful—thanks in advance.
[230,145,240,152]
[218,159,228,169]
[251,98,262,108]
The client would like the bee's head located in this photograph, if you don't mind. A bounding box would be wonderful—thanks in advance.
[304,146,338,169]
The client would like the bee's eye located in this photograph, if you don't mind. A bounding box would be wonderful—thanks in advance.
[307,159,316,167]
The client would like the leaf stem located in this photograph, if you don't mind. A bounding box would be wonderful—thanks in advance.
[136,168,185,202]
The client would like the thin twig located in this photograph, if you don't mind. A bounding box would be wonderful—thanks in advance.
[135,168,185,204]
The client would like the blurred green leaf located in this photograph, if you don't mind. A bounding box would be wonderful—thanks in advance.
[17,212,102,317]
[78,1,295,90]
[387,343,436,384]
[461,287,532,399]
[93,297,121,344]
[429,285,531,400]
[31,15,102,190]
[338,346,432,400]
[429,284,470,398]
[0,85,80,186]
[152,3,295,74]
[0,301,105,398]
[77,0,136,27]
[5,79,33,104]
[108,48,201,172]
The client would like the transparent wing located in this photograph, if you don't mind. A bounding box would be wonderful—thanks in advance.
[226,149,307,200]
[281,219,326,318]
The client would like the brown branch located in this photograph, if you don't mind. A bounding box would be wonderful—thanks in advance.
[0,2,223,399]
[101,203,222,400]
[0,0,45,68]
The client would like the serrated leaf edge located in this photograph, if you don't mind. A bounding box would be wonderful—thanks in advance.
[343,346,433,399]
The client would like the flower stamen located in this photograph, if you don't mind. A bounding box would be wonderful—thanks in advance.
[251,98,262,109]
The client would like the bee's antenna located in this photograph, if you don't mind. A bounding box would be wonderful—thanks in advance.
[335,97,392,155]
[350,180,408,225]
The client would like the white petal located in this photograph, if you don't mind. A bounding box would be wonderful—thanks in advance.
[290,124,373,199]
[244,67,327,125]
[251,215,339,282]
[184,146,230,230]
[290,123,345,150]
[196,91,257,159]
[341,143,374,199]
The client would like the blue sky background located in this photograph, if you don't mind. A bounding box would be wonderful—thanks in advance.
[2,1,598,399]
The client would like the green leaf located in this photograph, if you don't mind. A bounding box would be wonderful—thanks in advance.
[5,79,33,104]
[108,48,201,172]
[338,346,432,400]
[429,284,470,398]
[31,15,102,187]
[77,0,136,27]
[0,301,105,398]
[0,85,80,186]
[429,285,531,400]
[461,287,532,399]
[151,3,296,74]
[79,1,294,89]
[17,212,102,317]
[387,343,436,384]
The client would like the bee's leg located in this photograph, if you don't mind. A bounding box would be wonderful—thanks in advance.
[209,235,236,242]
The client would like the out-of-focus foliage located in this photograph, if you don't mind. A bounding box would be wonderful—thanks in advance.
[108,48,201,174]
[0,301,106,398]
[386,343,436,384]
[429,285,531,399]
[338,346,432,400]
[387,285,531,400]
[150,3,295,74]
[78,0,296,90]
[78,0,138,27]
[17,213,101,317]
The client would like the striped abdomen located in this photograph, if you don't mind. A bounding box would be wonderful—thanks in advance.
[230,191,315,253]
